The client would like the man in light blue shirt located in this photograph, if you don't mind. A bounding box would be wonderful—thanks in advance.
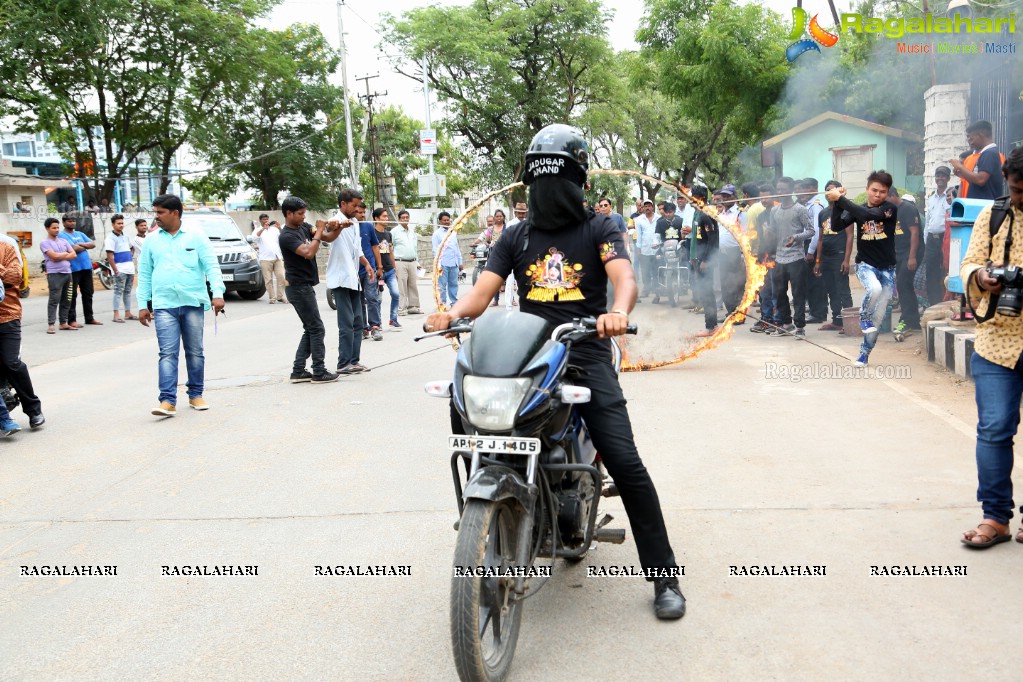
[432,211,462,307]
[323,188,374,374]
[633,200,658,298]
[137,194,225,417]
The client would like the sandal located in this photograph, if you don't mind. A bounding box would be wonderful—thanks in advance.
[961,520,1011,548]
[1017,527,1023,544]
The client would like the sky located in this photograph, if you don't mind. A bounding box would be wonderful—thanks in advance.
[264,0,803,125]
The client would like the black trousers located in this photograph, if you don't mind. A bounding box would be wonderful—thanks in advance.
[67,268,95,324]
[773,259,808,328]
[286,284,326,374]
[0,320,41,417]
[896,253,922,328]
[806,257,827,320]
[694,258,718,330]
[925,233,946,307]
[451,354,678,575]
[819,252,853,324]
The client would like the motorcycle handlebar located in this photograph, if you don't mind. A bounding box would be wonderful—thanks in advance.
[414,317,474,342]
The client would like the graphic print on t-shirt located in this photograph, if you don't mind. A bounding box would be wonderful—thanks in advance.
[599,242,618,263]
[526,247,585,302]
[861,209,892,241]
[821,216,836,235]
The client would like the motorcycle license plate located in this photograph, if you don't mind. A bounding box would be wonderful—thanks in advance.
[449,436,540,455]
[221,274,235,282]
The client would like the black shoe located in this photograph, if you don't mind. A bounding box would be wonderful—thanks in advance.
[806,317,825,324]
[289,371,313,383]
[310,371,339,384]
[654,578,686,619]
[29,413,45,429]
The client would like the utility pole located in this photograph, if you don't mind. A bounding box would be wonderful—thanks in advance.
[356,73,395,221]
[422,57,436,210]
[336,0,358,186]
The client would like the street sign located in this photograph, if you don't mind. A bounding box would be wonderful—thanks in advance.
[420,129,437,155]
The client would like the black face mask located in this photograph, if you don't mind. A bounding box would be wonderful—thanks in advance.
[527,176,587,232]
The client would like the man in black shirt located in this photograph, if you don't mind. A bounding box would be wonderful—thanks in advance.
[425,124,686,620]
[652,201,685,305]
[950,120,1005,202]
[372,207,401,329]
[888,190,922,333]
[688,187,720,334]
[826,170,898,366]
[278,196,338,384]
[813,180,854,331]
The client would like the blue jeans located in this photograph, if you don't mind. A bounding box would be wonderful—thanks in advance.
[971,352,1023,524]
[759,263,777,324]
[333,286,363,368]
[440,265,460,307]
[361,272,381,329]
[855,262,895,357]
[377,268,400,323]
[113,273,134,312]
[154,306,205,404]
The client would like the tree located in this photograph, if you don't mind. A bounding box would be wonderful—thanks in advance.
[189,24,348,210]
[179,173,239,204]
[383,0,616,190]
[637,0,790,186]
[0,0,275,199]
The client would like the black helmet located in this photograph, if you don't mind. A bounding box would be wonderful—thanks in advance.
[521,124,589,187]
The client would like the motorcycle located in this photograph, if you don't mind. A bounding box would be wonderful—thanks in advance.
[652,238,690,307]
[470,242,491,285]
[94,260,114,290]
[1,378,19,413]
[417,312,634,682]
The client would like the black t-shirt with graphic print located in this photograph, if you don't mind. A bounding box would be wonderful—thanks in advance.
[894,201,920,259]
[832,196,899,269]
[968,147,1005,201]
[485,212,629,360]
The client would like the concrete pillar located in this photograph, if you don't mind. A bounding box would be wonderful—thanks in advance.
[924,83,971,196]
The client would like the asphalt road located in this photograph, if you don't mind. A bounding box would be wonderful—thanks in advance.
[2,278,1020,681]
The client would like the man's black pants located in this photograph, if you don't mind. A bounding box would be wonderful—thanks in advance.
[925,233,946,307]
[896,252,921,328]
[286,284,326,375]
[67,268,95,324]
[0,320,41,417]
[694,259,718,330]
[772,259,807,328]
[450,353,678,574]
[819,251,853,325]
[806,257,828,320]
[719,247,746,315]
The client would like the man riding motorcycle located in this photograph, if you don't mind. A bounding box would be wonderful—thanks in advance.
[425,123,686,620]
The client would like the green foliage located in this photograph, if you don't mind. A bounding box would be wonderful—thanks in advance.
[189,23,347,210]
[180,173,239,204]
[0,0,276,199]
[383,0,615,186]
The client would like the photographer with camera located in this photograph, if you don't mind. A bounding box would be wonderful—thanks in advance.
[959,147,1023,548]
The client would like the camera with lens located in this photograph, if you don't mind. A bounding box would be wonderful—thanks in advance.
[988,265,1023,317]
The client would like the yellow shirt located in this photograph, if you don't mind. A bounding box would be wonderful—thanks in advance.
[961,204,1023,369]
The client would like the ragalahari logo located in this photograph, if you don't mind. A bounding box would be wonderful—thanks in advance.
[786,7,840,62]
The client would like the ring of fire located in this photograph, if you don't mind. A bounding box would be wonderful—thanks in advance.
[431,170,767,371]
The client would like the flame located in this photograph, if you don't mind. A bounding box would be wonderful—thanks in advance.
[432,170,769,370]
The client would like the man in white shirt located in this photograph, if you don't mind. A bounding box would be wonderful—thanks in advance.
[321,189,374,375]
[104,214,136,322]
[924,165,951,306]
[253,214,287,304]
[634,199,658,299]
[715,185,747,321]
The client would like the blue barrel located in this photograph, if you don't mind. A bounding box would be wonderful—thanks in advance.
[947,198,994,294]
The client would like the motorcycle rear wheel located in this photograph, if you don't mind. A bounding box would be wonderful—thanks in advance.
[451,498,525,682]
[98,268,113,290]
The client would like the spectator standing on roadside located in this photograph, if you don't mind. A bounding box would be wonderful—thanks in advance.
[137,194,225,416]
[277,196,338,384]
[372,207,401,330]
[105,214,136,323]
[889,190,922,335]
[392,209,422,316]
[767,177,815,339]
[39,218,76,334]
[432,211,462,309]
[714,184,746,322]
[131,218,149,261]
[0,237,43,429]
[322,189,374,375]
[797,178,828,324]
[357,205,384,341]
[690,186,720,336]
[253,214,287,304]
[633,200,658,299]
[57,214,100,327]
[925,166,951,306]
[813,180,854,332]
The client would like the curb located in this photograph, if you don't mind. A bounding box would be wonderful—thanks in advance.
[924,320,975,380]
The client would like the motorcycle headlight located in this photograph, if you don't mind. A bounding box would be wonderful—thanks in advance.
[462,377,532,432]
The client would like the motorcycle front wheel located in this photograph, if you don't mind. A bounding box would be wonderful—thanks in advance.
[451,498,525,682]
[98,268,113,290]
[472,266,482,286]
[325,287,336,311]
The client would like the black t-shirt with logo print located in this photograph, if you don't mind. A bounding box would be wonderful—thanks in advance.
[894,201,921,259]
[484,212,629,360]
[832,196,899,269]
[279,222,319,286]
